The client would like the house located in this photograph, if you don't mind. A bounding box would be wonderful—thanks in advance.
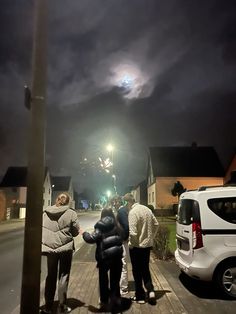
[147,144,225,210]
[0,190,6,222]
[131,180,147,205]
[224,151,236,184]
[0,167,52,220]
[51,176,75,208]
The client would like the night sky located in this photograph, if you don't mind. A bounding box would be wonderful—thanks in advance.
[0,0,236,196]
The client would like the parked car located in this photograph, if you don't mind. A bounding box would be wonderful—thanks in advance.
[175,185,236,299]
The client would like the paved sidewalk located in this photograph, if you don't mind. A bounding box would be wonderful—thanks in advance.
[5,215,187,314]
[39,244,187,314]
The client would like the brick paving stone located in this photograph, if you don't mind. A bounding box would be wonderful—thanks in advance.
[12,241,187,313]
[64,243,187,313]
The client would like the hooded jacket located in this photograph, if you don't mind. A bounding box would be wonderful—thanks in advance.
[83,216,123,265]
[42,205,80,254]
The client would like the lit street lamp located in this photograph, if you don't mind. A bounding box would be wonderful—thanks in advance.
[106,190,111,199]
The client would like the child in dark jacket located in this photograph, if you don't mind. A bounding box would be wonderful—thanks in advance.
[83,208,124,310]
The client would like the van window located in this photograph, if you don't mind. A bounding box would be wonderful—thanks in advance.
[177,199,200,225]
[207,197,236,224]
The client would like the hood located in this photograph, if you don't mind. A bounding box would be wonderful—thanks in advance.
[44,205,69,220]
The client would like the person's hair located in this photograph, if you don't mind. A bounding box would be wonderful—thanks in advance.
[56,192,70,206]
[101,208,115,220]
[123,193,135,204]
[110,195,122,204]
[100,208,124,237]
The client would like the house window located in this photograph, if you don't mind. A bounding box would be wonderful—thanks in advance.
[48,200,50,206]
[148,193,151,203]
[152,191,154,202]
[49,188,50,194]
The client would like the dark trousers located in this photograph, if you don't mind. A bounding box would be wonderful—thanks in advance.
[98,258,122,303]
[45,251,73,309]
[129,247,154,298]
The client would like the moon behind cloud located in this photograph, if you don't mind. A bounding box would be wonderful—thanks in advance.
[110,62,149,99]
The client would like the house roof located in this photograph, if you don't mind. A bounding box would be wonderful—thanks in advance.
[0,166,49,187]
[226,171,236,184]
[0,167,28,187]
[51,176,71,191]
[133,180,147,190]
[149,146,225,177]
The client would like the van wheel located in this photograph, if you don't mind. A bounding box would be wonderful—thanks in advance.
[216,262,236,299]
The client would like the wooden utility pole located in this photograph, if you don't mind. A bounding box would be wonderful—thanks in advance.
[20,0,47,313]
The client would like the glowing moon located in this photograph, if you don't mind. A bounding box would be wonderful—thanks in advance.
[110,62,146,98]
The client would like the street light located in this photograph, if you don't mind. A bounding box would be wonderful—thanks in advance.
[106,190,111,199]
[106,144,114,153]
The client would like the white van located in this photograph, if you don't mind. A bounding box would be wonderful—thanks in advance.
[175,185,236,299]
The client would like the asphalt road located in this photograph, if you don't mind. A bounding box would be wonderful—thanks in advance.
[0,228,24,314]
[157,259,236,314]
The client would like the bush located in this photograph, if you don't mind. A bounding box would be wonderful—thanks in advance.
[153,225,173,260]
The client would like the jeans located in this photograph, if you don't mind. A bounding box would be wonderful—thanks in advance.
[44,251,73,309]
[98,258,122,303]
[129,247,154,299]
[120,241,129,291]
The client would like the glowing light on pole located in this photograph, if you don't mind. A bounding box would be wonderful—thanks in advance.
[106,190,111,199]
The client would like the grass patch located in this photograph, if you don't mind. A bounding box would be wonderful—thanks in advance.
[165,223,176,253]
[153,216,176,259]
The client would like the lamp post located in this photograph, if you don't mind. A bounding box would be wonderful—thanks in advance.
[112,174,117,195]
[20,0,47,313]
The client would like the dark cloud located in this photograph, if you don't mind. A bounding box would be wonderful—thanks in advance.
[0,0,236,195]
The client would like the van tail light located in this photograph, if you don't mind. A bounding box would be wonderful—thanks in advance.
[192,221,203,249]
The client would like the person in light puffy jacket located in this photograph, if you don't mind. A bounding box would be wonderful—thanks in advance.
[41,192,80,314]
[83,208,124,311]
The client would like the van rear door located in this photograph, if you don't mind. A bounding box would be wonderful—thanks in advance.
[176,198,200,264]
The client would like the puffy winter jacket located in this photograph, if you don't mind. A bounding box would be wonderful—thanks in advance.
[83,216,123,265]
[42,205,80,254]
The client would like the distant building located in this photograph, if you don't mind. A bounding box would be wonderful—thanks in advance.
[0,166,52,220]
[147,144,225,210]
[131,180,147,205]
[224,151,236,184]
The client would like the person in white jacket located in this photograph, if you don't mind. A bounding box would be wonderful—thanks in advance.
[41,192,80,314]
[123,193,159,305]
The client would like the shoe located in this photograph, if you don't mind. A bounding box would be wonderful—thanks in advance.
[40,306,53,314]
[58,304,72,313]
[40,310,52,314]
[99,302,110,311]
[120,288,129,295]
[130,296,146,304]
[110,296,122,307]
[148,291,156,305]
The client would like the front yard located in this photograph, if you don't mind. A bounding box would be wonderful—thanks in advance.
[153,216,176,259]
